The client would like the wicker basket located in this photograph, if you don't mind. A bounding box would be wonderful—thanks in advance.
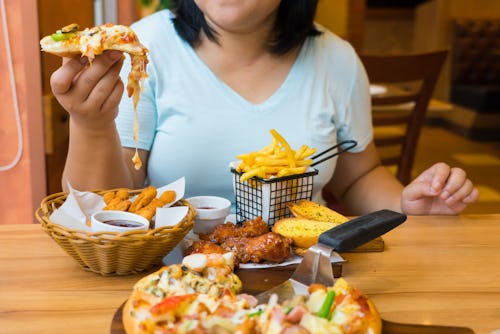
[35,189,195,276]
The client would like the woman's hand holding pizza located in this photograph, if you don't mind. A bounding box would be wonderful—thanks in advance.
[402,162,479,215]
[50,51,125,132]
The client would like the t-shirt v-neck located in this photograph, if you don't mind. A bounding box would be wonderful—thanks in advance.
[182,40,305,112]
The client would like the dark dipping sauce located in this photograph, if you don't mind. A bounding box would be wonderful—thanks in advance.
[197,206,216,210]
[103,219,143,228]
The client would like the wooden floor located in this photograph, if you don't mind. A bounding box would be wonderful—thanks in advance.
[408,125,500,214]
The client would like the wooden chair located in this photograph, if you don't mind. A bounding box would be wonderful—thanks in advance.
[322,50,448,213]
[361,50,448,185]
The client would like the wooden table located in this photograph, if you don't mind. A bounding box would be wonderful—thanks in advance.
[1,215,499,334]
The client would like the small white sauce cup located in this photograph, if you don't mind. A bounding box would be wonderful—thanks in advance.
[186,196,231,234]
[90,210,149,233]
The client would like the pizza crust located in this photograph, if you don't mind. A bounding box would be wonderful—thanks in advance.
[122,298,138,334]
[367,299,383,334]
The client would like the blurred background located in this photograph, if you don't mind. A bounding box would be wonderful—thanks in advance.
[1,0,499,224]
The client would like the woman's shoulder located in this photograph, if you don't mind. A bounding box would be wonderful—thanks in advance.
[302,24,363,96]
[308,24,358,67]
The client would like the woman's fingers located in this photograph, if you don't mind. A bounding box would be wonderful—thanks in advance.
[414,162,451,195]
[462,187,480,204]
[99,79,125,116]
[444,178,478,204]
[439,167,466,200]
[72,51,124,101]
[50,56,89,95]
[85,55,125,110]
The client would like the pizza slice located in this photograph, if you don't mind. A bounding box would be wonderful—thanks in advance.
[40,23,149,170]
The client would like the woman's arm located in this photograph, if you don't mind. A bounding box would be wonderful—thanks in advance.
[326,141,479,215]
[52,51,147,191]
[325,141,404,215]
[61,122,148,191]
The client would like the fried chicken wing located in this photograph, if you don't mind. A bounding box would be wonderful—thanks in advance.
[199,216,269,243]
[239,216,270,237]
[185,240,225,256]
[219,237,248,262]
[195,217,291,264]
[199,223,238,243]
[221,232,292,264]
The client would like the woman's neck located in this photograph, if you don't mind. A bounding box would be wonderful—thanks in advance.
[195,9,279,67]
[192,13,300,104]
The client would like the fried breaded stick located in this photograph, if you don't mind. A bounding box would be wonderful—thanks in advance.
[103,189,131,211]
[159,190,176,205]
[104,199,132,211]
[129,186,157,213]
[135,198,165,222]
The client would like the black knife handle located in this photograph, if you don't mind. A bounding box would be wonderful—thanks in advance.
[318,209,406,252]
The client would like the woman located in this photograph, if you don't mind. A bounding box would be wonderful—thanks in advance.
[50,0,478,215]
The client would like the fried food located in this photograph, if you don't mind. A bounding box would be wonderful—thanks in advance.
[134,190,177,221]
[221,232,292,264]
[158,190,176,205]
[199,216,269,243]
[185,240,226,256]
[101,186,177,223]
[191,217,292,264]
[129,186,157,213]
[135,198,165,222]
[103,191,115,205]
[105,199,132,211]
[103,189,132,211]
[235,129,316,181]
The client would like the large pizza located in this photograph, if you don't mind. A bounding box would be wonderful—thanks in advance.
[122,252,381,334]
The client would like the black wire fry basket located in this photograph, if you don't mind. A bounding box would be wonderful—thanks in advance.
[231,140,357,227]
[231,168,318,226]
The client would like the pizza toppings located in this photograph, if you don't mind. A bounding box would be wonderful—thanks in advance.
[51,23,79,41]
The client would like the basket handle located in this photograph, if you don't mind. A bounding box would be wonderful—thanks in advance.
[310,140,357,167]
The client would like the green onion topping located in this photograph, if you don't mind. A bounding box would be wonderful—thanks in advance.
[316,290,335,319]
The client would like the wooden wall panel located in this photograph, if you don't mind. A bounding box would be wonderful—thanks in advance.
[38,0,94,195]
[0,0,45,224]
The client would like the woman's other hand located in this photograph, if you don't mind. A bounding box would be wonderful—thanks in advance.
[50,50,125,132]
[402,162,479,215]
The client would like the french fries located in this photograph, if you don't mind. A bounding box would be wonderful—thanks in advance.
[236,129,316,182]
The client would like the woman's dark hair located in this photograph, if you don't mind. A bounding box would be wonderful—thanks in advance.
[171,0,321,55]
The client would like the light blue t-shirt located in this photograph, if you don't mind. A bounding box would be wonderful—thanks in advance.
[116,10,373,205]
